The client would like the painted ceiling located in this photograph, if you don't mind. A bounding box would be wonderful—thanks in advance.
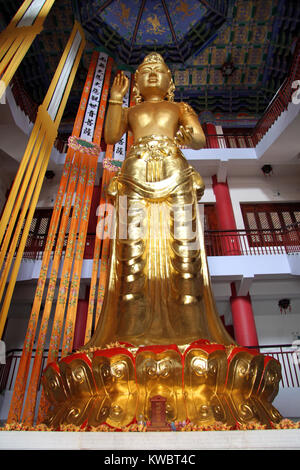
[99,0,207,46]
[0,0,299,132]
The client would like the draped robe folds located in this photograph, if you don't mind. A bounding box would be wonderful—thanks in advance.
[84,135,234,349]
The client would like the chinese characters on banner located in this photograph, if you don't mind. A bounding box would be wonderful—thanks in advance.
[80,52,108,142]
[112,70,131,162]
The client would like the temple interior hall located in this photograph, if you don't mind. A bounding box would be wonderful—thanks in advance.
[0,0,300,434]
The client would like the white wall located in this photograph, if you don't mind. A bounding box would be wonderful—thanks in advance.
[3,303,32,351]
[3,306,59,352]
[228,174,300,229]
[200,177,216,204]
[4,318,31,351]
[250,281,300,345]
[36,175,61,208]
[255,313,300,346]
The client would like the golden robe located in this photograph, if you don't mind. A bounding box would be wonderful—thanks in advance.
[85,135,233,348]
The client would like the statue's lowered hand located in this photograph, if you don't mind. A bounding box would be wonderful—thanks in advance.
[175,125,194,147]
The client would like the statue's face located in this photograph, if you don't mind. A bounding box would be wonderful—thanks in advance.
[136,61,172,100]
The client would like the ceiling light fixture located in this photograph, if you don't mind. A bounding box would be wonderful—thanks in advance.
[261,164,273,176]
[278,298,291,314]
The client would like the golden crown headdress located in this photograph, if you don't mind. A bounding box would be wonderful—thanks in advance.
[140,52,166,66]
[134,52,175,103]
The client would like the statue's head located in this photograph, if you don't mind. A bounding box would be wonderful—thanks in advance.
[133,52,175,103]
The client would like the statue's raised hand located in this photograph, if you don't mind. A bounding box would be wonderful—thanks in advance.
[110,71,129,101]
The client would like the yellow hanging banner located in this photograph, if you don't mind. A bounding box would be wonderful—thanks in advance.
[0,0,56,100]
[0,21,86,340]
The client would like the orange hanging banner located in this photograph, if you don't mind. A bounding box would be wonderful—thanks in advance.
[84,56,114,343]
[17,153,81,426]
[85,167,110,342]
[45,51,112,363]
[37,50,114,424]
[61,154,98,357]
[7,45,96,427]
[49,154,88,360]
[6,151,76,425]
[37,154,89,424]
[94,145,115,327]
[93,56,114,145]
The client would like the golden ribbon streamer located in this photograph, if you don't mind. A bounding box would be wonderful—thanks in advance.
[0,0,55,101]
[0,108,57,339]
[0,23,85,340]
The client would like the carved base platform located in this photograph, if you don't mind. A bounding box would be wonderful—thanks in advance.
[42,340,282,429]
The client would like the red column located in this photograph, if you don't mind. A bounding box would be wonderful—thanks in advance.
[212,175,237,230]
[72,287,89,350]
[205,122,220,148]
[230,283,259,347]
[212,175,241,255]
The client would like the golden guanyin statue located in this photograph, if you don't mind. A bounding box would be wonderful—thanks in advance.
[43,53,283,429]
[85,51,233,349]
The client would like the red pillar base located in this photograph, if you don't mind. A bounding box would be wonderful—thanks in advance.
[72,287,90,350]
[230,283,259,348]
